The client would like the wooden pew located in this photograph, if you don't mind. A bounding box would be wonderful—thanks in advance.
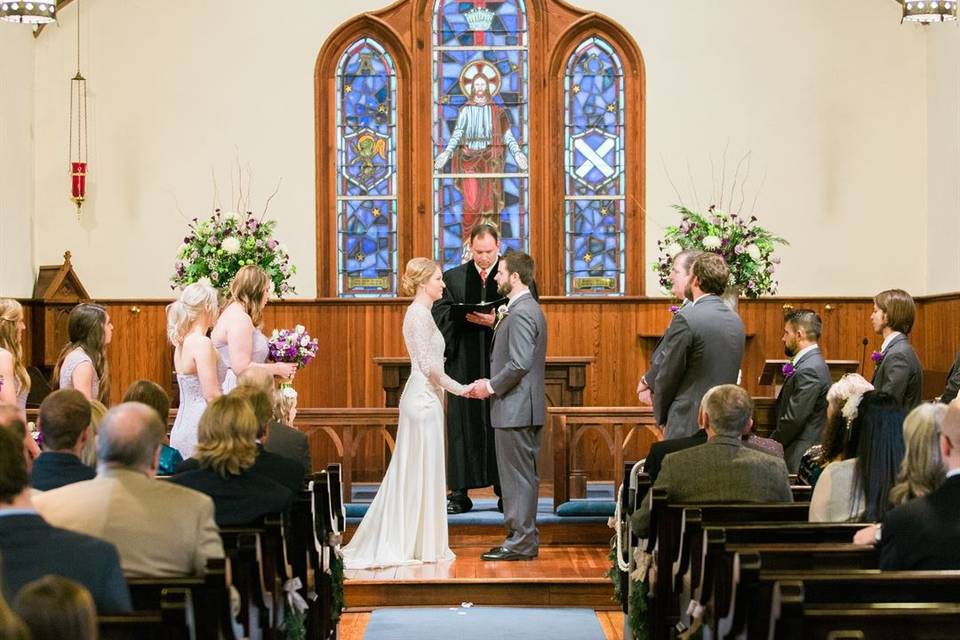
[310,464,346,640]
[100,587,195,640]
[126,558,236,640]
[771,576,960,640]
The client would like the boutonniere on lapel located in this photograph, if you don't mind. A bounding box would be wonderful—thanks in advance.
[669,304,680,314]
[494,305,509,331]
[871,350,884,364]
[781,363,796,379]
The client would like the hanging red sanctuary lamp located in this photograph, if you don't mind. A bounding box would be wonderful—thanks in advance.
[69,0,88,215]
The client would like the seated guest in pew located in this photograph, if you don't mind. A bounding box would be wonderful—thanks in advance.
[13,576,97,640]
[631,385,792,537]
[809,392,905,522]
[940,350,960,405]
[30,390,95,491]
[876,399,960,569]
[122,379,184,475]
[798,374,874,487]
[0,584,27,640]
[237,366,311,473]
[177,385,305,493]
[0,427,131,613]
[854,403,947,545]
[34,402,224,577]
[0,405,40,476]
[170,395,293,526]
[870,289,923,410]
[771,309,832,473]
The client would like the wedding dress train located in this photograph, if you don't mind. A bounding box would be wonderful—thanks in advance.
[341,301,466,569]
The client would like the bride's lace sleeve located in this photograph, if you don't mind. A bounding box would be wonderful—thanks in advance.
[404,305,469,396]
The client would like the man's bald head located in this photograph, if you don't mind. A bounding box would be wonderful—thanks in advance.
[97,402,164,472]
[237,367,275,393]
[940,400,960,472]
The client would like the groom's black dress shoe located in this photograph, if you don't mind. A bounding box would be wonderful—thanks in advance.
[447,494,473,515]
[481,546,536,561]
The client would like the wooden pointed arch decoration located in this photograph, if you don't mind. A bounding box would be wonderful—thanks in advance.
[315,0,645,297]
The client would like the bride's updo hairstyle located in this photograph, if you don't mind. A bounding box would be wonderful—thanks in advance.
[228,265,271,327]
[400,257,438,297]
[167,281,220,346]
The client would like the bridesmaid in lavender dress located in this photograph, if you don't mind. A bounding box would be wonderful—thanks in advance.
[167,282,226,459]
[0,299,30,421]
[54,303,113,404]
[211,265,296,393]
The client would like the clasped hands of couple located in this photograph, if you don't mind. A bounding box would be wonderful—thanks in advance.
[462,379,491,399]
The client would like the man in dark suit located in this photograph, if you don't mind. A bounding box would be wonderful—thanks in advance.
[940,351,960,405]
[237,368,312,473]
[632,385,792,537]
[433,224,539,514]
[771,309,832,472]
[470,251,547,561]
[636,249,700,406]
[30,389,96,491]
[878,399,960,569]
[870,289,922,410]
[0,426,131,613]
[653,253,745,439]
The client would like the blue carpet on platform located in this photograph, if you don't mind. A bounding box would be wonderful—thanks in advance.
[363,606,604,640]
[346,482,615,524]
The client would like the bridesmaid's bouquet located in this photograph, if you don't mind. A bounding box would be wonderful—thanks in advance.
[267,325,319,370]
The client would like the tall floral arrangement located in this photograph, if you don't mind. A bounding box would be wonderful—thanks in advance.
[653,205,787,299]
[171,209,296,296]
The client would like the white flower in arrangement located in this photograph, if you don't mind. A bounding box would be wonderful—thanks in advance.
[177,243,190,257]
[281,386,298,400]
[746,244,761,261]
[702,235,722,250]
[295,324,306,334]
[222,211,242,223]
[221,236,241,254]
[666,242,683,257]
[271,329,280,339]
[300,336,310,347]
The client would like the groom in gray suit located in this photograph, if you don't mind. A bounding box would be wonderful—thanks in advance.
[468,251,547,561]
[654,253,745,440]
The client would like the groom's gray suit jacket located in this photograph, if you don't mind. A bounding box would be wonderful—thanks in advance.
[489,292,547,428]
[653,294,745,439]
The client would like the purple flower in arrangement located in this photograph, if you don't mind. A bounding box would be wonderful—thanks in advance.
[871,350,884,364]
[267,239,278,251]
[734,245,745,255]
[781,363,796,378]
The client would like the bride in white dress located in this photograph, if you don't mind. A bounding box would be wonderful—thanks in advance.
[342,258,471,569]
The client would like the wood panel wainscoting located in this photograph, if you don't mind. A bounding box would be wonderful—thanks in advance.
[17,295,959,487]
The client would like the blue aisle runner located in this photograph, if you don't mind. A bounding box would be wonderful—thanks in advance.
[364,606,605,640]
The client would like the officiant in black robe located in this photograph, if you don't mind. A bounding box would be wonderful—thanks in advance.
[432,224,537,514]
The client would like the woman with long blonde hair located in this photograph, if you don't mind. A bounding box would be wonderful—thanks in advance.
[166,281,225,459]
[0,299,30,419]
[53,303,112,404]
[210,265,296,393]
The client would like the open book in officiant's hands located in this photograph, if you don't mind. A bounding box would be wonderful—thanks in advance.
[448,298,507,324]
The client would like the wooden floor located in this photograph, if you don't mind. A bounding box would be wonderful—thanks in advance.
[338,610,624,639]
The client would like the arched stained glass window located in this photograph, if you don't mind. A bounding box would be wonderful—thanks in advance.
[336,38,398,297]
[564,36,625,295]
[432,0,528,271]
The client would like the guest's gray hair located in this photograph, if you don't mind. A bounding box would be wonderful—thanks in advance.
[97,402,164,470]
[702,384,754,436]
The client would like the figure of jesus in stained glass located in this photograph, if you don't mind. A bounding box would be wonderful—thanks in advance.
[434,61,528,243]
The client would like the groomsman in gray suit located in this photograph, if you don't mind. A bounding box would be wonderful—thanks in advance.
[636,249,701,406]
[771,309,832,472]
[469,251,547,561]
[653,253,745,440]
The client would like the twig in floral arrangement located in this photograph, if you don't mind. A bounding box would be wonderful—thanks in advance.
[737,152,752,215]
[718,139,729,212]
[211,167,222,212]
[750,167,767,218]
[661,153,685,207]
[261,179,282,221]
[686,159,701,213]
[728,149,750,213]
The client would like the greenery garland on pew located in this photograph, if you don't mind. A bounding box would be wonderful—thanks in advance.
[330,551,345,626]
[606,534,649,639]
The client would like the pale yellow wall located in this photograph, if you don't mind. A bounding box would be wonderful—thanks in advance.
[926,26,960,294]
[13,0,942,297]
[0,23,36,297]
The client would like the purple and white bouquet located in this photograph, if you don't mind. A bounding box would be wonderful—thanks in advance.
[171,209,297,297]
[267,325,319,370]
[654,204,787,299]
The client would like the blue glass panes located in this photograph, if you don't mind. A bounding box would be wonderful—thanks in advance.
[336,38,398,296]
[564,36,625,295]
[433,0,528,272]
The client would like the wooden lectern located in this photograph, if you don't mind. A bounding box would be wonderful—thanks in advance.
[759,359,861,396]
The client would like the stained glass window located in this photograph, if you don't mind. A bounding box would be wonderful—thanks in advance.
[336,38,398,297]
[432,0,528,271]
[564,36,625,295]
